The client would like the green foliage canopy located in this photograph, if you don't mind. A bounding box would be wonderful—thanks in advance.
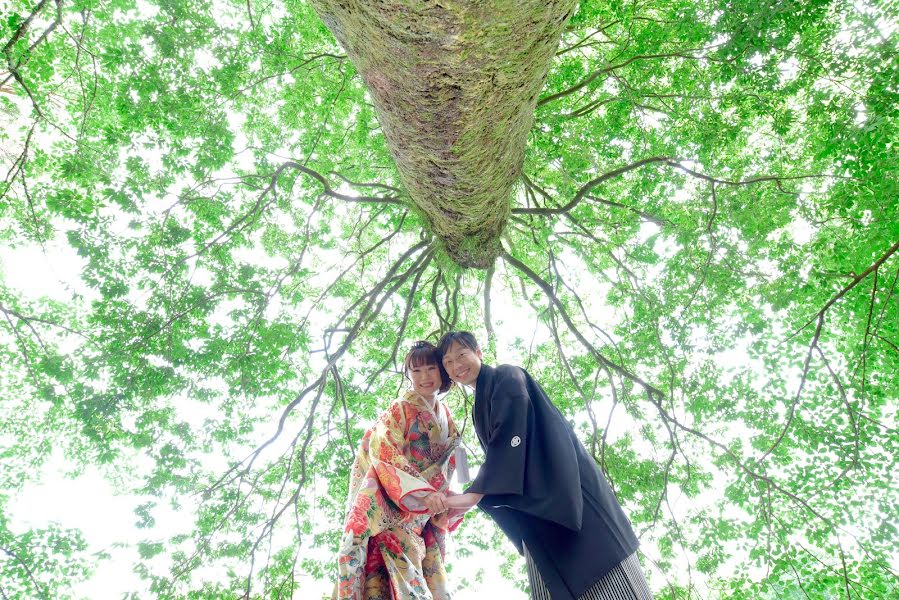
[0,0,897,597]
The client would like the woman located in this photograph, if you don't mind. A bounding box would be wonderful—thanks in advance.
[335,341,463,600]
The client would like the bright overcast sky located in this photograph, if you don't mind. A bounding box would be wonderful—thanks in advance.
[1,241,534,599]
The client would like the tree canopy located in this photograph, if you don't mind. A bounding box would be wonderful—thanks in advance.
[1,0,897,598]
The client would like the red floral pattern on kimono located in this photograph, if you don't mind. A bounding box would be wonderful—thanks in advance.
[335,391,463,600]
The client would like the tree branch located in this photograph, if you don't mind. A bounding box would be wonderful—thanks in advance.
[555,21,619,56]
[789,239,899,342]
[364,248,435,389]
[483,262,497,354]
[502,250,665,398]
[205,240,430,495]
[512,156,673,216]
[514,157,831,217]
[759,309,822,463]
[0,545,48,599]
[187,160,403,264]
[299,211,408,332]
[1,0,63,93]
[538,50,711,107]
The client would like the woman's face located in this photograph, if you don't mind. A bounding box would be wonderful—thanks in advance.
[409,361,443,399]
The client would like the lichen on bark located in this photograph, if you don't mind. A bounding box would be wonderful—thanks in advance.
[308,0,576,268]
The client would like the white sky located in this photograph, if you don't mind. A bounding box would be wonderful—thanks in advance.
[3,3,897,597]
[0,223,733,598]
[0,239,536,599]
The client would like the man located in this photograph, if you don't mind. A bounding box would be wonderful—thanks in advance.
[436,331,652,600]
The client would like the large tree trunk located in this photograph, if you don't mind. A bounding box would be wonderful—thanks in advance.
[310,0,576,268]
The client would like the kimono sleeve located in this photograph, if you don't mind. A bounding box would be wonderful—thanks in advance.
[368,402,437,514]
[466,371,530,497]
[469,366,585,532]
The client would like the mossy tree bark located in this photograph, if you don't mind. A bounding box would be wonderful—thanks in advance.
[309,0,577,268]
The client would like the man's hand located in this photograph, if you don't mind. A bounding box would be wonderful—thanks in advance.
[445,492,483,510]
[446,507,468,521]
[423,492,448,514]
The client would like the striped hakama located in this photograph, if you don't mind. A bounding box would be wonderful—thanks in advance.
[524,546,653,600]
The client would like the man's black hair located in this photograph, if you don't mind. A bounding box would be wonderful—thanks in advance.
[436,331,480,358]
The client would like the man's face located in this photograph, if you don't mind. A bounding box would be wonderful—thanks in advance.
[441,341,482,387]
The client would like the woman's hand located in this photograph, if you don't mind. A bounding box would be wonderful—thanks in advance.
[445,492,483,510]
[423,492,448,514]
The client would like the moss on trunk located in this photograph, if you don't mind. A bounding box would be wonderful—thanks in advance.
[309,0,576,267]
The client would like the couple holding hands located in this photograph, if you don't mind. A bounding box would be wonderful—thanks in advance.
[335,332,652,600]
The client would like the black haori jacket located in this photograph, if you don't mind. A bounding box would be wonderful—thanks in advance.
[466,364,640,600]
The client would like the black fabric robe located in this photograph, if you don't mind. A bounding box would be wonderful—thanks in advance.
[466,364,639,600]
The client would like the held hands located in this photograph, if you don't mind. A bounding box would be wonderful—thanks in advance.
[423,492,448,514]
[445,492,483,510]
[423,490,482,514]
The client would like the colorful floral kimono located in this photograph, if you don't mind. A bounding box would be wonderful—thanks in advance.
[335,390,463,600]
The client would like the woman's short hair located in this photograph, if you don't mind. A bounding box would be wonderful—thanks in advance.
[404,340,453,393]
